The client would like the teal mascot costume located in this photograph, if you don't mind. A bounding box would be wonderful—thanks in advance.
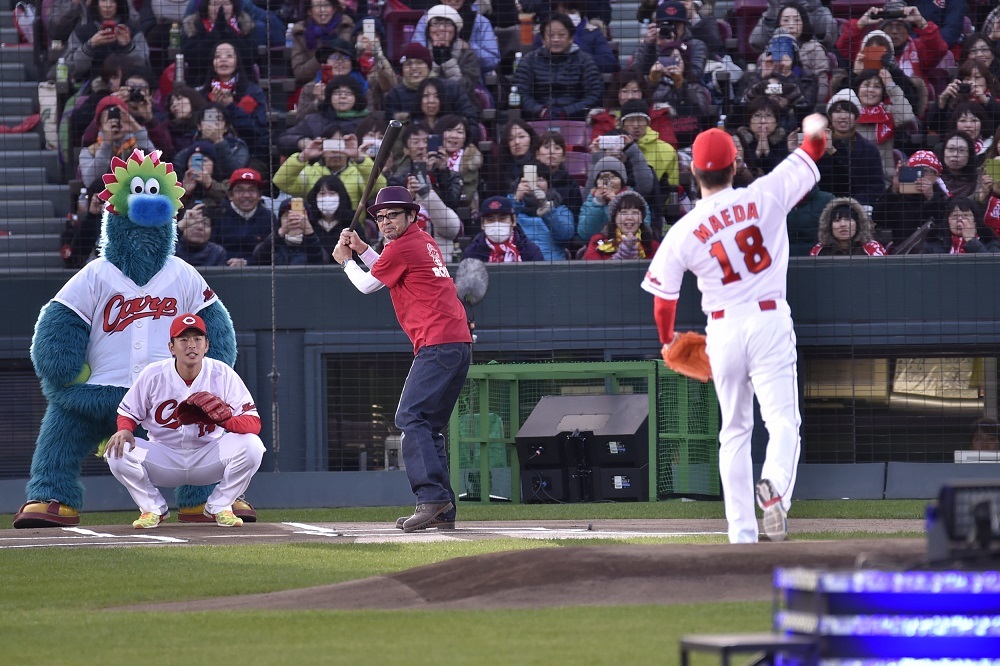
[14,149,256,527]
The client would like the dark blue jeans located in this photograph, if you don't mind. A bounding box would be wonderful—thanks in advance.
[397,342,471,520]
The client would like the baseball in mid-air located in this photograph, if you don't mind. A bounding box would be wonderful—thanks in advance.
[802,113,828,138]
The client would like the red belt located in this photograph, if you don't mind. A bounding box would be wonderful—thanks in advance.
[710,300,776,320]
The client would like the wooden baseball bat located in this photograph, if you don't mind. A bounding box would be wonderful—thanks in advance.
[349,119,403,233]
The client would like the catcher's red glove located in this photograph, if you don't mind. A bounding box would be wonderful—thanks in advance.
[176,391,233,425]
[661,331,712,383]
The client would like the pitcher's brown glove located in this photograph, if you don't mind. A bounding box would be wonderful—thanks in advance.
[176,391,233,425]
[661,332,712,383]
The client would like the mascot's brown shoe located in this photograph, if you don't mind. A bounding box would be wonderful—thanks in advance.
[178,498,257,523]
[13,500,81,528]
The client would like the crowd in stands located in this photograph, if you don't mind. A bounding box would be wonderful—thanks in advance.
[40,0,1000,267]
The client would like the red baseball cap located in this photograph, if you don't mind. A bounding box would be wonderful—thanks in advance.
[170,313,207,338]
[692,128,737,171]
[228,167,264,189]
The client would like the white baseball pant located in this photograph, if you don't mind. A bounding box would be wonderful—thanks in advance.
[705,299,801,544]
[106,433,265,516]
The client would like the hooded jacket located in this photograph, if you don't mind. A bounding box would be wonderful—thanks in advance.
[583,190,659,260]
[810,197,887,256]
[512,43,604,120]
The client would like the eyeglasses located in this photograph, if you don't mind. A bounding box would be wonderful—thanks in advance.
[945,146,969,154]
[329,53,351,62]
[375,210,406,224]
[970,46,992,54]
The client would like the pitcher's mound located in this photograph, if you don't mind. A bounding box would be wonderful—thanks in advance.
[121,538,925,612]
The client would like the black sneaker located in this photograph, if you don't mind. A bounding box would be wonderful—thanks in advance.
[396,515,456,530]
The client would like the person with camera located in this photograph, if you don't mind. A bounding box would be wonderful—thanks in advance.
[835,2,947,87]
[872,150,950,251]
[432,115,482,210]
[535,131,586,217]
[294,41,372,117]
[175,204,229,267]
[617,99,679,187]
[751,3,833,104]
[179,0,256,88]
[78,96,156,186]
[643,41,713,147]
[274,126,386,209]
[927,61,1000,136]
[851,68,915,188]
[178,141,229,210]
[251,198,328,266]
[735,29,816,133]
[811,90,886,206]
[507,165,576,261]
[383,43,480,128]
[633,1,708,85]
[214,168,275,267]
[196,40,269,163]
[79,69,174,159]
[578,156,653,242]
[60,0,151,84]
[165,85,208,157]
[385,123,464,261]
[173,103,250,182]
[419,5,482,102]
[512,13,603,121]
[409,0,500,75]
[280,75,371,151]
[586,126,656,201]
[289,0,356,87]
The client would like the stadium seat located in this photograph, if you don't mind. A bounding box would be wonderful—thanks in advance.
[830,0,885,20]
[731,0,768,59]
[563,151,591,187]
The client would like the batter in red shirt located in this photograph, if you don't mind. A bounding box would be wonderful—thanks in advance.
[336,186,472,532]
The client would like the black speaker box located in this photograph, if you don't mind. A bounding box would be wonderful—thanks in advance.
[593,466,647,501]
[515,395,649,468]
[520,468,570,503]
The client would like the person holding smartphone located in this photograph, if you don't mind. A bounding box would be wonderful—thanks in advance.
[872,150,949,250]
[432,115,483,209]
[59,0,151,84]
[289,0,356,87]
[735,29,815,134]
[250,197,328,266]
[79,96,156,186]
[179,141,228,210]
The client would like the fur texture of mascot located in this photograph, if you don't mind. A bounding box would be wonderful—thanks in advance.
[14,149,256,528]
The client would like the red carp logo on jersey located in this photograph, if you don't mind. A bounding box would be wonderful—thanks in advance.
[692,202,760,243]
[103,295,179,333]
[154,399,182,429]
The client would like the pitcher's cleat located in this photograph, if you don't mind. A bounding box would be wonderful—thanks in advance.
[755,478,788,542]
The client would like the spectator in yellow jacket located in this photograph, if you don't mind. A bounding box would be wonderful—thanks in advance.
[620,99,678,186]
[273,127,386,206]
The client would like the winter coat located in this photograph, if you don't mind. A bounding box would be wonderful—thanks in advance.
[872,188,949,249]
[912,0,967,48]
[923,223,1000,254]
[462,226,546,262]
[250,232,328,266]
[787,185,834,256]
[577,187,652,242]
[180,11,256,87]
[510,193,577,261]
[274,154,386,208]
[429,39,483,101]
[62,18,150,83]
[816,132,886,206]
[197,80,269,161]
[278,108,369,156]
[736,71,817,129]
[512,44,604,120]
[755,40,832,105]
[750,0,839,51]
[809,196,887,256]
[213,202,275,262]
[633,32,709,83]
[412,8,500,73]
[175,239,228,266]
[546,166,585,218]
[836,18,947,79]
[383,79,480,126]
[289,16,356,85]
[443,144,484,206]
[736,126,790,179]
[531,18,620,74]
[174,135,250,182]
[635,125,679,186]
[584,146,656,200]
[855,84,915,187]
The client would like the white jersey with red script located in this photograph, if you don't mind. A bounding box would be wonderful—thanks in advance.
[52,257,218,387]
[641,150,819,312]
[118,357,258,449]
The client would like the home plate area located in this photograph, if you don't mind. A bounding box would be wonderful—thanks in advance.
[0,518,920,549]
[0,519,734,549]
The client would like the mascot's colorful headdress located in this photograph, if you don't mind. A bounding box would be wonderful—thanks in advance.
[97,149,185,217]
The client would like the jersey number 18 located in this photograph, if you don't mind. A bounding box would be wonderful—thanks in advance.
[708,225,772,285]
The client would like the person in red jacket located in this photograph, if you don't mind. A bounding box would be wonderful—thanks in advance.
[836,2,947,83]
[334,186,473,533]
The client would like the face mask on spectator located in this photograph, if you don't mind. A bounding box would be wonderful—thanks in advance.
[567,12,582,26]
[317,194,341,215]
[484,221,512,243]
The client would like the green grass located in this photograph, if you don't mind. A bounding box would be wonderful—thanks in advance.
[0,501,926,664]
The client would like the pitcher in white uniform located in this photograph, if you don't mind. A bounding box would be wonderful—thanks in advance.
[642,115,829,543]
[104,313,265,528]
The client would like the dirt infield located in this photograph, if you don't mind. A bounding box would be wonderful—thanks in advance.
[32,518,922,612]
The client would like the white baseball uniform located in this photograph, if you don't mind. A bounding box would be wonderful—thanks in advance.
[106,358,264,516]
[53,257,218,387]
[642,149,819,544]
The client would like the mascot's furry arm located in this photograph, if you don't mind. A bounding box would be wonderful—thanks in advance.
[201,300,237,367]
[30,301,91,398]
